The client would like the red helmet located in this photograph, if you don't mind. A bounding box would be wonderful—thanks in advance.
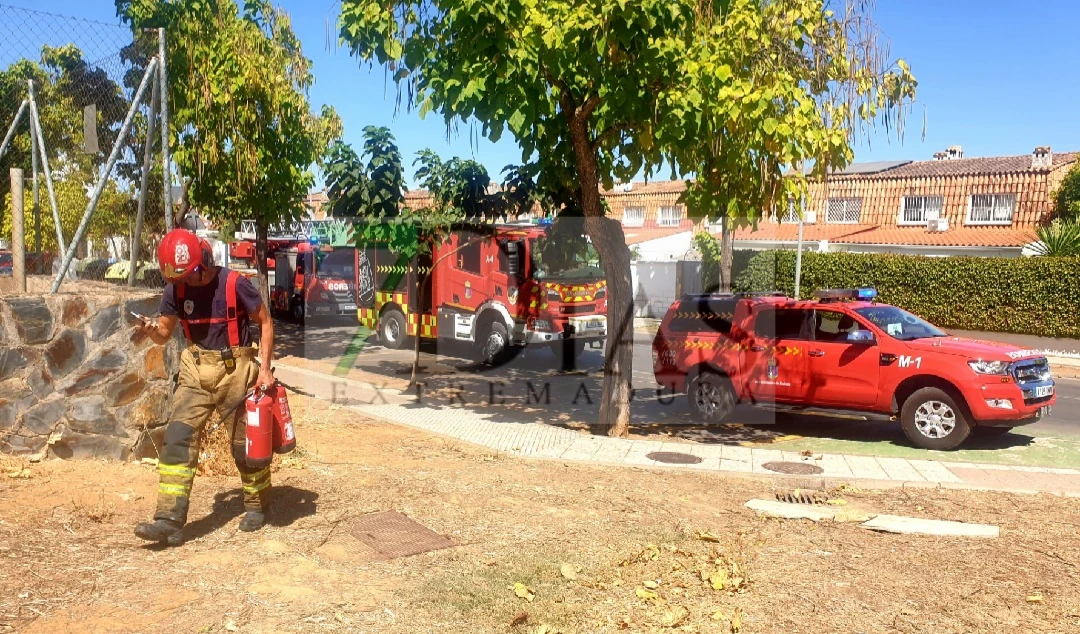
[157,228,205,283]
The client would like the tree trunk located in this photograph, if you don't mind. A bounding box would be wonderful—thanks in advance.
[565,113,633,438]
[255,220,271,308]
[719,215,734,292]
[408,271,431,389]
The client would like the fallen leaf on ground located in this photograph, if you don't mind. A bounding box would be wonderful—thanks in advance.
[709,570,728,591]
[636,587,659,601]
[711,610,726,621]
[513,582,535,602]
[510,611,529,626]
[661,605,689,627]
[826,499,848,506]
[6,469,30,479]
[224,621,238,632]
[730,607,743,633]
[643,580,659,589]
[1027,593,1044,603]
[800,450,813,458]
[559,563,579,580]
[696,529,721,542]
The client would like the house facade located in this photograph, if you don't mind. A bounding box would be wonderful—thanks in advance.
[727,146,1077,257]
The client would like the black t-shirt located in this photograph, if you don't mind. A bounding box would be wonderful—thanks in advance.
[160,268,263,349]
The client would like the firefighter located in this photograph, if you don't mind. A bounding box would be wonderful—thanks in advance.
[133,228,276,545]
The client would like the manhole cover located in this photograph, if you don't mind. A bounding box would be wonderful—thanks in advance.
[344,510,456,560]
[761,461,824,475]
[646,451,702,465]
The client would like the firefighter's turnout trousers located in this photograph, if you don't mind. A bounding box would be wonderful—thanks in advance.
[154,346,270,525]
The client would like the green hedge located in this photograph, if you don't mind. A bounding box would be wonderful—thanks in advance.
[733,250,1080,338]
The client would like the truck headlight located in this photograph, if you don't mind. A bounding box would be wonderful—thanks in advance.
[547,289,561,301]
[594,287,606,300]
[968,360,1010,375]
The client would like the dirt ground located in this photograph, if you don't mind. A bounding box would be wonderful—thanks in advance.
[1,396,1078,634]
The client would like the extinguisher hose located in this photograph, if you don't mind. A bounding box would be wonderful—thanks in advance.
[203,388,257,438]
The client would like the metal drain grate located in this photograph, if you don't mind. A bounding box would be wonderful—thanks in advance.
[344,510,456,560]
[646,451,702,465]
[775,490,828,505]
[761,461,824,475]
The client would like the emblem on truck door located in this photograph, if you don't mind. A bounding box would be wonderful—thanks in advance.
[767,358,779,379]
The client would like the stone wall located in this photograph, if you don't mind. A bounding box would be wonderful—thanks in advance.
[0,290,182,460]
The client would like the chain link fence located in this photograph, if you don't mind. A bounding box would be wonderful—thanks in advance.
[1,3,169,293]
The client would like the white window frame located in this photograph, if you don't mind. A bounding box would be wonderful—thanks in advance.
[621,206,645,227]
[826,197,863,224]
[966,193,1016,226]
[657,206,683,227]
[899,195,944,225]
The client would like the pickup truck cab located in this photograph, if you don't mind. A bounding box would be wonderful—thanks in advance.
[652,288,1056,450]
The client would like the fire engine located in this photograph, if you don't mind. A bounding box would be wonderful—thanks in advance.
[357,220,608,364]
[229,219,357,322]
[653,288,1056,450]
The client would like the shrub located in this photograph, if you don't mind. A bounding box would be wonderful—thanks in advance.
[734,250,1080,338]
[1031,220,1080,257]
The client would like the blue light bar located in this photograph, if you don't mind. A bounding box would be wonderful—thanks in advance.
[857,287,877,300]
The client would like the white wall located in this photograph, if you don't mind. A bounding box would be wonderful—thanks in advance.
[632,230,694,261]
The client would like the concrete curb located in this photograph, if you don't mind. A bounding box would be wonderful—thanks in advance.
[341,403,1080,498]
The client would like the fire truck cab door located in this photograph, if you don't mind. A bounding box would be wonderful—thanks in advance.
[450,232,489,311]
[740,307,812,404]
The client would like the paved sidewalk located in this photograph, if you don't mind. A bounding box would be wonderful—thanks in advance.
[277,363,1080,497]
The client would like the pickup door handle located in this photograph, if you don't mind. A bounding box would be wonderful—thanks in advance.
[749,345,766,352]
[808,350,825,357]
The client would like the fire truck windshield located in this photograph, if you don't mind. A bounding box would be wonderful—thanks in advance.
[528,238,602,281]
[316,249,354,279]
[854,306,948,341]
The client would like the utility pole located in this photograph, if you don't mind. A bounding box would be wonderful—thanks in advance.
[30,82,40,273]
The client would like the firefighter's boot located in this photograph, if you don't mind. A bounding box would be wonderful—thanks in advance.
[238,510,266,532]
[134,518,184,546]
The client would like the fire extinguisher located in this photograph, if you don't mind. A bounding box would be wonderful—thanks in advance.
[269,383,296,454]
[245,388,274,469]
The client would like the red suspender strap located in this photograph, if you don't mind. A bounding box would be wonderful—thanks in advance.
[175,283,192,341]
[225,270,241,348]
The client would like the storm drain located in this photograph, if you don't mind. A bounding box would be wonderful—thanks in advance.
[761,461,824,476]
[646,451,702,465]
[344,510,456,560]
[775,490,828,505]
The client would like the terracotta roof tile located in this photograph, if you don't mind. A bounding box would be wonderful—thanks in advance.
[843,152,1078,180]
[623,227,692,245]
[601,180,688,196]
[730,222,1035,248]
[831,226,1036,248]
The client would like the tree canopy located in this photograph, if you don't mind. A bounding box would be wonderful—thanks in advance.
[339,0,917,436]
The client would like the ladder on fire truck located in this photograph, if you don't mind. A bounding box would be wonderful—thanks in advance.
[234,218,354,246]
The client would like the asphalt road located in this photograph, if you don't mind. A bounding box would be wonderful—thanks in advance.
[276,317,1080,467]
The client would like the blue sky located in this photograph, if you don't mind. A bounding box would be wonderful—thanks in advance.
[12,0,1080,188]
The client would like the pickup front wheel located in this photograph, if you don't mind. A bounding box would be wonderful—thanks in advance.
[900,387,972,450]
[688,372,737,424]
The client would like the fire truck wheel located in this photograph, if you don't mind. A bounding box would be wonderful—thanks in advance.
[379,309,408,349]
[688,371,736,424]
[900,387,972,450]
[480,322,510,366]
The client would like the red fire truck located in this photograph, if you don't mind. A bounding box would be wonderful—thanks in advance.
[357,221,608,363]
[229,222,356,322]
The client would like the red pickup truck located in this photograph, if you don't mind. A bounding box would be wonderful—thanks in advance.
[652,288,1056,450]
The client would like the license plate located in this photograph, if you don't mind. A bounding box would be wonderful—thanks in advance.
[1034,385,1054,398]
[341,304,356,311]
[315,306,331,314]
[586,320,604,330]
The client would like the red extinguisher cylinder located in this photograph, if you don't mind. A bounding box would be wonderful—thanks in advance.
[270,383,296,455]
[245,389,274,469]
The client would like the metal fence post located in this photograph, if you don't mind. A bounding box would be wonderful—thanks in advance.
[159,27,173,231]
[130,64,160,287]
[51,56,159,293]
[0,100,27,161]
[29,83,40,272]
[11,168,25,292]
[27,83,65,255]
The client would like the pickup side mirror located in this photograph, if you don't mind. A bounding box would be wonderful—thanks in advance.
[846,330,876,344]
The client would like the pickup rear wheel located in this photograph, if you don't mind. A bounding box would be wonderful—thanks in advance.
[688,372,737,424]
[900,387,972,450]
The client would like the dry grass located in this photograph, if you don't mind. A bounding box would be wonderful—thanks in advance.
[0,395,1078,633]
